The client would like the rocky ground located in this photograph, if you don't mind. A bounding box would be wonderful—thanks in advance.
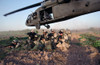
[0,44,100,65]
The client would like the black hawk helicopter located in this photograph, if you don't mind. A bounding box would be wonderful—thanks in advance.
[4,0,100,29]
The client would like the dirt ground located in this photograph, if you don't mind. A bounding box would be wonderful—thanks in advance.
[0,32,100,65]
[0,44,100,65]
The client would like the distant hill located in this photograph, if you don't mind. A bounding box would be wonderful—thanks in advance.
[0,28,100,40]
[0,29,31,40]
[72,27,100,33]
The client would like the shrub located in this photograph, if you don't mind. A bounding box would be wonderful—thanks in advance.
[79,34,100,48]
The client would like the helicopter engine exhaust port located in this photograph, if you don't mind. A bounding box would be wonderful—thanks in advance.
[44,24,50,29]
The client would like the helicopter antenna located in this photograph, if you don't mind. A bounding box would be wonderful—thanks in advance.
[4,1,43,16]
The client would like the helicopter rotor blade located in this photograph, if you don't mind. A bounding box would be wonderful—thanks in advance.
[4,2,42,16]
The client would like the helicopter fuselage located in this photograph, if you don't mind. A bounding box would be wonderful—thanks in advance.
[26,0,100,29]
[4,0,100,29]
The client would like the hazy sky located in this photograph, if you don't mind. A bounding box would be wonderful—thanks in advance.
[0,0,100,31]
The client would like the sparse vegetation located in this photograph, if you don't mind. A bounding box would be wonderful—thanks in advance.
[79,34,100,50]
[0,36,28,61]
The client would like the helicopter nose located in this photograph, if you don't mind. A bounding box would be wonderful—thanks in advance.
[26,19,30,26]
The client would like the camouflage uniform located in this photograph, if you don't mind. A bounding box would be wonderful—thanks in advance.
[45,40,52,51]
[48,30,57,50]
[9,40,20,49]
[66,29,72,43]
[32,41,40,51]
[56,29,70,51]
[63,29,69,43]
[38,37,46,51]
[42,31,49,41]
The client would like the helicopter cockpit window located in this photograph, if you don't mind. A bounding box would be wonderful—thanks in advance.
[27,15,31,23]
[27,15,31,20]
[32,12,37,19]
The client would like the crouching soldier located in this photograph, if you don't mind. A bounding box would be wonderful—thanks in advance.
[57,36,69,51]
[51,38,58,50]
[56,36,63,50]
[56,30,70,51]
[27,29,39,49]
[32,35,46,51]
[42,31,49,41]
[8,40,20,49]
[48,30,58,50]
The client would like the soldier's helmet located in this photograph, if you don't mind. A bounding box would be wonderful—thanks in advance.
[51,29,55,33]
[59,30,63,34]
[12,40,17,43]
[61,29,64,32]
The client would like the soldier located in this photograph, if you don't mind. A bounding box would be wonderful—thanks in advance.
[41,30,53,51]
[52,30,58,50]
[42,31,49,41]
[48,30,58,50]
[27,29,37,41]
[44,11,52,20]
[8,40,20,49]
[48,29,55,40]
[51,38,58,50]
[66,29,72,43]
[56,29,70,51]
[57,35,69,51]
[56,36,63,50]
[38,36,46,51]
[63,29,69,43]
[61,38,69,51]
[27,29,37,49]
[58,30,64,39]
[32,40,40,51]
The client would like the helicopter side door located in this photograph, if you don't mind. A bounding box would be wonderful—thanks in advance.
[39,7,54,23]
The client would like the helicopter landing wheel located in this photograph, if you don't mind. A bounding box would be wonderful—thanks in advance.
[36,23,40,29]
[45,24,50,29]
